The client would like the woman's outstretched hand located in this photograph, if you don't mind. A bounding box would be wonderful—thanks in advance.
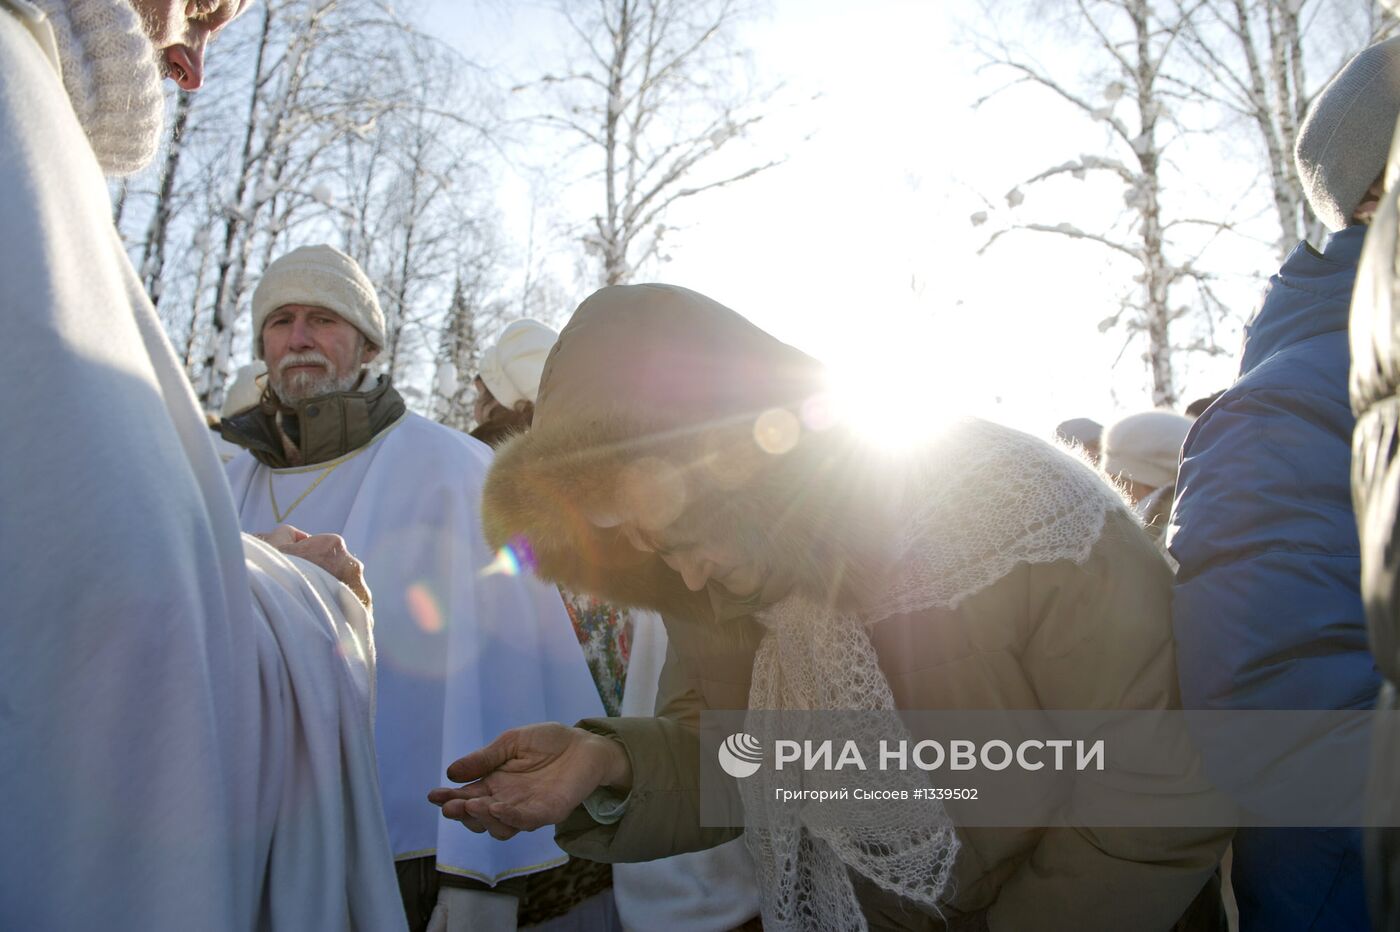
[428,723,633,840]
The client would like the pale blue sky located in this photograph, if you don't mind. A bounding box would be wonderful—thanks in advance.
[421,0,1265,438]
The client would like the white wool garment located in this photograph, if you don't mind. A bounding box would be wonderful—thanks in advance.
[741,418,1127,932]
[1101,410,1193,490]
[479,318,559,407]
[252,244,388,356]
[24,0,163,176]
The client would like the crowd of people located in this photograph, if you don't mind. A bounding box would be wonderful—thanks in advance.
[6,0,1400,930]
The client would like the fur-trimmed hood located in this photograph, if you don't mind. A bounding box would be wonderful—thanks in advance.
[481,284,861,620]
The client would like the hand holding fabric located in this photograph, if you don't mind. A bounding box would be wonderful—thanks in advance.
[254,524,372,609]
[429,723,632,840]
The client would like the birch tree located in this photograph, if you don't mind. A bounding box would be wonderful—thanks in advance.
[1174,0,1396,257]
[118,0,481,412]
[973,0,1239,408]
[138,92,194,312]
[323,39,507,409]
[523,0,784,286]
[196,0,411,410]
[116,1,628,419]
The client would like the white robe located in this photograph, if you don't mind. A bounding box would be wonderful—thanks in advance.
[226,413,606,884]
[0,5,405,929]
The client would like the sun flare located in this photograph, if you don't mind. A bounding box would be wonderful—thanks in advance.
[821,319,966,452]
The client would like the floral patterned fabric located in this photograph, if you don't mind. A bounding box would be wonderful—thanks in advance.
[559,588,634,717]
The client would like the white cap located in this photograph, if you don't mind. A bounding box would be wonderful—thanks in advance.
[478,319,559,407]
[1101,410,1193,489]
[220,361,267,418]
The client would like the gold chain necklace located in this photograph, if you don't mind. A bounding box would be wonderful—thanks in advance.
[268,460,343,524]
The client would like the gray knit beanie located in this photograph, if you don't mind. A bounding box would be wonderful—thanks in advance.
[1296,36,1400,232]
[252,245,387,358]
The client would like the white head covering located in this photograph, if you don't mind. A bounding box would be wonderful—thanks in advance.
[252,245,386,358]
[1100,410,1193,489]
[220,361,267,418]
[478,319,558,407]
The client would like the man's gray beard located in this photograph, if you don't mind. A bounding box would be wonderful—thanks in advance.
[273,368,364,405]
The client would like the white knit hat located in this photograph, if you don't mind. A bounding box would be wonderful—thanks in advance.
[1100,410,1193,489]
[251,245,386,358]
[478,319,558,407]
[220,361,267,418]
[30,0,165,176]
[1296,36,1400,232]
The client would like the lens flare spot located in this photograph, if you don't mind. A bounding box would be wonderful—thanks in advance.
[702,431,762,489]
[406,582,443,634]
[753,408,801,455]
[481,536,537,577]
[482,548,520,577]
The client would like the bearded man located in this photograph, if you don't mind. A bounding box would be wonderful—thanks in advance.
[429,284,1232,931]
[220,246,605,932]
[0,0,405,928]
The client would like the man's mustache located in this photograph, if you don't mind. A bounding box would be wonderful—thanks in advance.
[278,352,333,375]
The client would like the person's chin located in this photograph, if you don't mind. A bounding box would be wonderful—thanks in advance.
[278,377,333,404]
[716,570,773,603]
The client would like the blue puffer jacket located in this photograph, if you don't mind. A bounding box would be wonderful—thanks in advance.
[1169,223,1381,931]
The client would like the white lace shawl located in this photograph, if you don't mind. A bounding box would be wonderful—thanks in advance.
[740,419,1127,931]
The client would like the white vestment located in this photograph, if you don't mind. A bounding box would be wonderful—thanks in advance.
[0,4,405,929]
[226,413,606,884]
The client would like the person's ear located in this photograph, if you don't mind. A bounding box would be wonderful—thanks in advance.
[1353,172,1388,224]
[362,343,381,364]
